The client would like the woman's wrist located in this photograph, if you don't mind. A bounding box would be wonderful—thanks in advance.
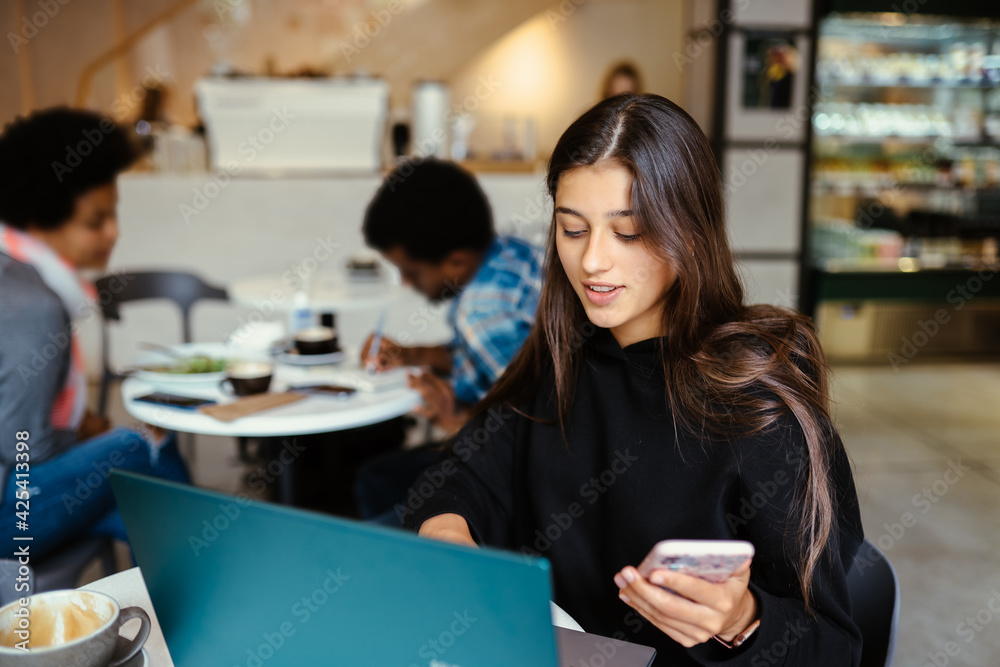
[715,588,759,644]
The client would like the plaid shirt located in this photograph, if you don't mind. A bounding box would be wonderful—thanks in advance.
[448,235,543,406]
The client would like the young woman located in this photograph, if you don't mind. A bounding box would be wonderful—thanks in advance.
[0,107,190,559]
[405,94,864,665]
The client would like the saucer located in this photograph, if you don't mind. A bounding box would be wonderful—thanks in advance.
[272,348,345,366]
[118,647,149,667]
[270,338,345,366]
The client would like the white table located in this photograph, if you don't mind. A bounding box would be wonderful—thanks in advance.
[121,356,421,504]
[121,366,420,438]
[81,568,174,667]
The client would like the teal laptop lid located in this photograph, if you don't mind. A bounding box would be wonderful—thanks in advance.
[110,470,558,667]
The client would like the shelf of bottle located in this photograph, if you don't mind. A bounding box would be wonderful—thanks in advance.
[813,134,992,146]
[817,75,998,90]
[814,256,1000,273]
[812,182,999,195]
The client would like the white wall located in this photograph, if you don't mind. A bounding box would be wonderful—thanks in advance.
[81,171,552,380]
[448,0,686,160]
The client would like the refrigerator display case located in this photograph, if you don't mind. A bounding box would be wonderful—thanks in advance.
[805,12,1000,359]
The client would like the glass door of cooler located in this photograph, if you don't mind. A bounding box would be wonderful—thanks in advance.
[809,13,1000,276]
[805,12,1000,360]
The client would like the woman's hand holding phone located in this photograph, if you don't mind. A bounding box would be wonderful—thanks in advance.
[614,560,757,648]
[614,540,759,648]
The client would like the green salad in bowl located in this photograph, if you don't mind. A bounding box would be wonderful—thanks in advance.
[142,355,229,374]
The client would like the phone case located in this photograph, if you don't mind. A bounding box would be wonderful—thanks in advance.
[638,540,754,583]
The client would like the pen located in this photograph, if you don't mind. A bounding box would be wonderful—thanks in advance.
[366,309,387,374]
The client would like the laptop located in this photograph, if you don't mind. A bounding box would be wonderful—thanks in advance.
[110,471,655,667]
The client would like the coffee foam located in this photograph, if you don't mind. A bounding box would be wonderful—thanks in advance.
[227,361,273,379]
[0,592,112,649]
[294,327,335,342]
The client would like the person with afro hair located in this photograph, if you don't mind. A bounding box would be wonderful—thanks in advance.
[0,107,190,560]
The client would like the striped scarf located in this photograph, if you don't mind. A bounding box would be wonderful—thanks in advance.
[0,223,92,432]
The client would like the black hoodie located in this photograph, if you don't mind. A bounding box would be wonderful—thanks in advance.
[404,326,864,666]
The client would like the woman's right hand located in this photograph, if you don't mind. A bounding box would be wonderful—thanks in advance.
[418,513,478,548]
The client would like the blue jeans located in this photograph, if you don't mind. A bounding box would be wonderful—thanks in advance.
[0,427,190,560]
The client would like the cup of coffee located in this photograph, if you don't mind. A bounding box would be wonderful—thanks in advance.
[0,589,150,667]
[293,326,338,355]
[219,360,273,396]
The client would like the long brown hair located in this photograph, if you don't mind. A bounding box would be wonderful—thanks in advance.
[472,93,838,609]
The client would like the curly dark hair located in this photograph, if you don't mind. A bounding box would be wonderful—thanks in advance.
[362,158,494,263]
[0,107,139,230]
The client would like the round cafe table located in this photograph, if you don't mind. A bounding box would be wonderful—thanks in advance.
[121,356,420,505]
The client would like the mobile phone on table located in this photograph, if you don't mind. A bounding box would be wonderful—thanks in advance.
[288,384,357,398]
[638,540,755,584]
[133,392,216,410]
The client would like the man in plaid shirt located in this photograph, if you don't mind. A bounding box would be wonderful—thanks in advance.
[357,159,543,522]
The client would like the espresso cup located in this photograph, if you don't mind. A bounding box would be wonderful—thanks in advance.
[219,360,273,396]
[0,589,150,667]
[293,326,338,355]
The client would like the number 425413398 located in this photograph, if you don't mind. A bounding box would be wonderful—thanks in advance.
[14,430,29,529]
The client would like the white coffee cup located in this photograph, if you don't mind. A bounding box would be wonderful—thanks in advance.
[0,589,150,667]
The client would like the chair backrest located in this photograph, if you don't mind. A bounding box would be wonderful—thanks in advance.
[95,271,228,343]
[0,559,32,607]
[95,270,228,415]
[847,538,900,667]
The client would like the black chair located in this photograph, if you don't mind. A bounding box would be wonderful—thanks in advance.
[95,271,228,416]
[847,538,900,667]
[0,537,115,603]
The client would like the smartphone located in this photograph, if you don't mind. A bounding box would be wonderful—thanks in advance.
[133,392,216,410]
[288,384,357,398]
[638,539,755,584]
